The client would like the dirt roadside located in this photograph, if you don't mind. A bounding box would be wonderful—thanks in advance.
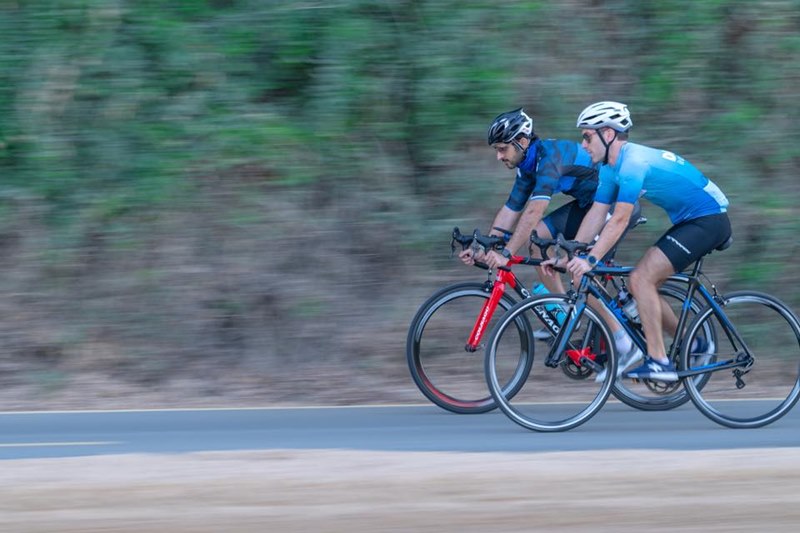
[3,447,800,532]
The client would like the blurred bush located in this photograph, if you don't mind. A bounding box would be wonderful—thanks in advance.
[0,0,798,405]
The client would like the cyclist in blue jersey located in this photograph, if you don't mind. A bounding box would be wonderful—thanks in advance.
[550,101,732,381]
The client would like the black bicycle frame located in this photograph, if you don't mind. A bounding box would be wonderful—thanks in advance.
[540,256,754,380]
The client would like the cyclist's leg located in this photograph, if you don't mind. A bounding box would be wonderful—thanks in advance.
[592,202,647,371]
[629,247,676,361]
[538,200,590,294]
[660,288,680,338]
[606,201,683,342]
[631,213,732,362]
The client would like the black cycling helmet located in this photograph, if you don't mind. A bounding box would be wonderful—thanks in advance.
[487,108,534,145]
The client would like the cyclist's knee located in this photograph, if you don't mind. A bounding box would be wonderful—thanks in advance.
[630,256,671,295]
[629,271,662,302]
[629,268,646,295]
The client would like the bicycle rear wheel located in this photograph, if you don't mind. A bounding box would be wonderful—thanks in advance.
[407,282,534,414]
[681,291,800,428]
[485,295,617,432]
[611,283,716,411]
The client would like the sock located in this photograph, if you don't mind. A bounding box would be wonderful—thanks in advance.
[613,329,633,354]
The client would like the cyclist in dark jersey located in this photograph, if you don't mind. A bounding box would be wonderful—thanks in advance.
[552,101,731,381]
[460,108,598,295]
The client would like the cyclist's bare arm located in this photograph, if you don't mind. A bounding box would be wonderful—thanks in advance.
[579,201,633,261]
[574,201,612,248]
[503,199,548,255]
[479,201,549,269]
[458,206,519,265]
[465,206,521,267]
[488,206,521,238]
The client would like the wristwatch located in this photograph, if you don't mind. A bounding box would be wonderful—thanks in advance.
[586,255,598,266]
[500,248,513,259]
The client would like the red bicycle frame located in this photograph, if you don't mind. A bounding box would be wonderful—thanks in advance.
[464,255,536,352]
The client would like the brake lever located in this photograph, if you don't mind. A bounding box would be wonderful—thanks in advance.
[529,230,553,260]
[470,229,487,256]
[450,227,474,257]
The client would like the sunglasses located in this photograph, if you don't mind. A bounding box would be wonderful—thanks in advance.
[581,132,596,143]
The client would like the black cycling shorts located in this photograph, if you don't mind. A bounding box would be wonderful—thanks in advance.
[543,200,590,240]
[655,212,732,272]
[543,200,642,241]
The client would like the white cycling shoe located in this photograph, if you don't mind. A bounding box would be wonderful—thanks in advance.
[594,345,643,383]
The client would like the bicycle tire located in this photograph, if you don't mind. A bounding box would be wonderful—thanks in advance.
[681,290,800,429]
[610,283,716,411]
[406,281,534,414]
[485,294,617,432]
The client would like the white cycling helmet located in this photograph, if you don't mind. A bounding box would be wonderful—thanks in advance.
[576,101,632,132]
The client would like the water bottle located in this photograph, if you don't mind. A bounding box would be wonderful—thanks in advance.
[532,283,567,324]
[531,282,549,296]
[617,289,640,324]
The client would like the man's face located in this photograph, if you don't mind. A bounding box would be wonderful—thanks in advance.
[580,128,607,164]
[492,141,526,169]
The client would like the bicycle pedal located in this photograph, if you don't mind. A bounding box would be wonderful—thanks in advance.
[579,357,603,373]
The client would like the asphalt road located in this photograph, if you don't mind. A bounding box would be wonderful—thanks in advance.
[1,401,798,460]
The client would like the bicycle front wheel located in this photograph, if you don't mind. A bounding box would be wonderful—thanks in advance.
[485,294,617,432]
[681,291,800,429]
[407,282,534,414]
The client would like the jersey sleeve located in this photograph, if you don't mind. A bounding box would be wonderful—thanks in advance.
[592,166,618,205]
[504,170,534,212]
[531,140,578,200]
[529,157,559,201]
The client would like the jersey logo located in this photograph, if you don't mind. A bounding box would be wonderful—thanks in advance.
[666,235,691,255]
[661,151,686,165]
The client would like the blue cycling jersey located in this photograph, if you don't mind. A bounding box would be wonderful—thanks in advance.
[505,139,598,212]
[594,142,729,224]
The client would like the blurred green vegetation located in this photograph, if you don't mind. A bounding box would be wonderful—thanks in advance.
[1,1,797,225]
[0,0,799,403]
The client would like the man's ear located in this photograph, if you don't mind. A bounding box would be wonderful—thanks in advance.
[518,136,531,150]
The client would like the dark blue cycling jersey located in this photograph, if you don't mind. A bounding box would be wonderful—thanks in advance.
[594,142,729,224]
[505,139,598,212]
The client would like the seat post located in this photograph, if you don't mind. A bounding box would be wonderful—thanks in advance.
[688,256,704,277]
